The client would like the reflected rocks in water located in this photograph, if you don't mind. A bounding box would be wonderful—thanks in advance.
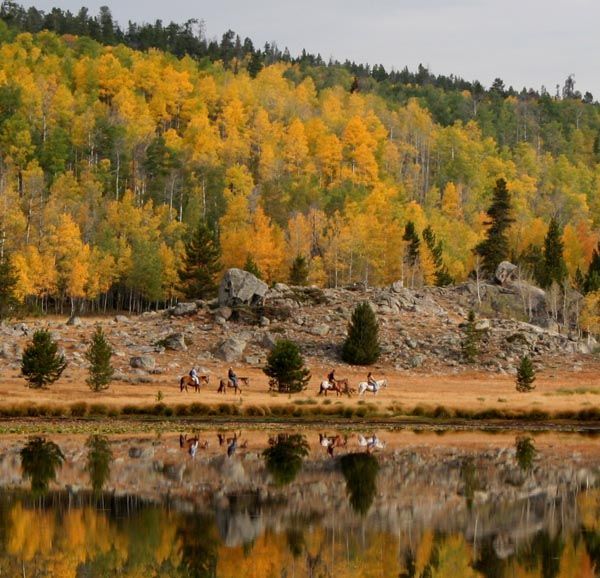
[20,436,64,495]
[460,457,481,511]
[515,435,537,473]
[340,452,379,515]
[263,434,309,486]
[86,435,113,494]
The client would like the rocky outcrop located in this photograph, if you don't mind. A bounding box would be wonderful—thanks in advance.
[495,261,518,285]
[215,336,248,362]
[129,355,156,371]
[161,333,187,352]
[218,269,268,307]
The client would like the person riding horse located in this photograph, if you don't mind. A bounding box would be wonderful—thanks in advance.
[228,367,238,389]
[367,372,377,388]
[327,369,337,387]
[189,367,200,388]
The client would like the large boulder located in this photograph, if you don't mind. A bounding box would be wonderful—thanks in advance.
[129,355,156,371]
[162,333,187,352]
[170,302,198,317]
[218,268,268,307]
[495,261,518,285]
[215,337,248,362]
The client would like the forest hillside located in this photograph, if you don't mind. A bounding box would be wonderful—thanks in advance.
[0,4,599,321]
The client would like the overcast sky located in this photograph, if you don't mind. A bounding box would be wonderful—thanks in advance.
[19,0,600,97]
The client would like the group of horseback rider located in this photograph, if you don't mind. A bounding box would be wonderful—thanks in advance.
[327,369,378,389]
[189,366,238,388]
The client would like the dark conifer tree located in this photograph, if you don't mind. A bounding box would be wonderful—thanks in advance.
[21,329,67,389]
[0,254,19,320]
[475,178,514,276]
[516,355,536,392]
[422,225,453,286]
[263,339,311,393]
[539,218,567,288]
[403,221,420,267]
[85,326,114,392]
[584,243,600,294]
[342,302,381,365]
[244,255,263,279]
[289,255,309,286]
[461,310,481,363]
[179,220,222,298]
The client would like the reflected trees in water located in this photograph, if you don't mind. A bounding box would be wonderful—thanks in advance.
[460,457,480,510]
[20,437,64,495]
[340,452,379,515]
[86,435,113,494]
[262,434,309,486]
[515,436,537,472]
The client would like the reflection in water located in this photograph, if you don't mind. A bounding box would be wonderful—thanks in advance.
[515,435,537,472]
[0,431,595,577]
[20,436,64,495]
[86,435,112,493]
[340,452,379,515]
[263,434,309,486]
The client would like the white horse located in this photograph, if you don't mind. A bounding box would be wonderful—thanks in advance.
[357,379,387,395]
[358,434,386,452]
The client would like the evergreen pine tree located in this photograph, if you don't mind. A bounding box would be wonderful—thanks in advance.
[178,220,222,299]
[461,310,480,363]
[403,221,420,267]
[289,254,309,286]
[20,437,65,495]
[21,329,67,389]
[475,178,514,276]
[85,326,114,392]
[539,218,567,288]
[422,225,453,286]
[516,355,536,392]
[0,254,19,320]
[584,242,600,294]
[342,302,381,365]
[244,254,262,279]
[86,435,113,493]
[263,339,311,393]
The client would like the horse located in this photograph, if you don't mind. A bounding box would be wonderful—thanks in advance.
[217,378,242,394]
[358,434,386,452]
[357,379,387,396]
[319,433,348,457]
[335,378,355,397]
[179,374,209,392]
[318,380,342,396]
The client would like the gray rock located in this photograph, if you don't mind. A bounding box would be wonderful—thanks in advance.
[66,316,83,327]
[273,283,291,292]
[218,268,269,307]
[391,280,404,293]
[259,316,271,327]
[215,337,247,362]
[260,332,278,350]
[128,447,143,459]
[410,354,425,368]
[475,319,491,331]
[162,333,187,352]
[216,306,233,320]
[129,355,156,371]
[244,355,263,365]
[171,302,198,316]
[309,324,330,337]
[114,315,130,323]
[495,261,518,285]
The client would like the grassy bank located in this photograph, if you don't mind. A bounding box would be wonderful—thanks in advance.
[0,400,597,423]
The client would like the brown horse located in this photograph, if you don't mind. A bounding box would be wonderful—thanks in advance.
[179,374,209,392]
[319,433,348,457]
[318,380,342,396]
[217,378,242,395]
[335,378,355,397]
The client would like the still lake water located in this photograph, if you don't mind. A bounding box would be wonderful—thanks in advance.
[0,428,597,577]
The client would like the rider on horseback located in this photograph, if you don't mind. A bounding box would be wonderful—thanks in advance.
[228,367,238,389]
[189,367,200,387]
[327,369,337,387]
[367,372,377,388]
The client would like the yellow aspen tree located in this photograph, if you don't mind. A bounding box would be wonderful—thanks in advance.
[250,206,286,282]
[282,118,309,175]
[219,165,254,269]
[441,182,463,219]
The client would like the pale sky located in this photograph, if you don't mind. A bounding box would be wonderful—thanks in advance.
[19,0,600,98]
